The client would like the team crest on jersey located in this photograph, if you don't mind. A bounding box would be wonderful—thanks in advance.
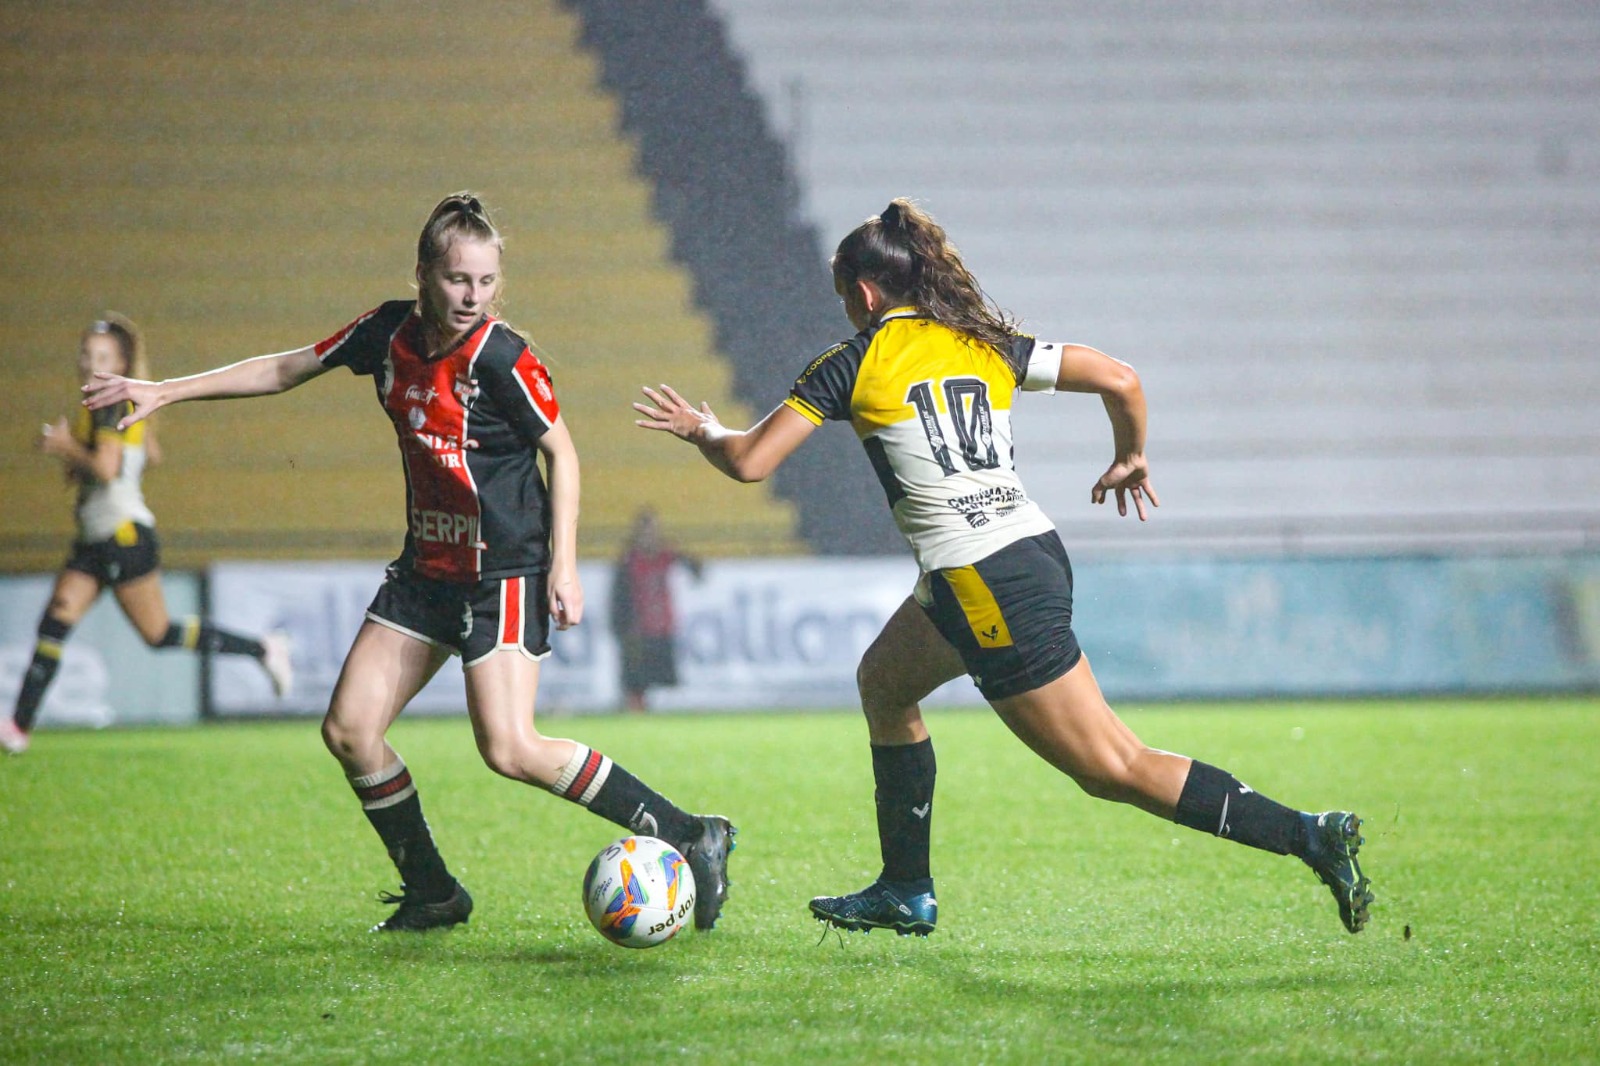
[453,374,479,404]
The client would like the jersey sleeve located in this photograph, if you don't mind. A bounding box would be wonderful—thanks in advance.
[783,337,865,425]
[315,302,408,376]
[480,341,561,445]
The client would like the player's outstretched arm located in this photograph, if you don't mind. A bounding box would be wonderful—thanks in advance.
[81,346,328,430]
[1049,344,1160,521]
[537,415,584,630]
[634,384,815,483]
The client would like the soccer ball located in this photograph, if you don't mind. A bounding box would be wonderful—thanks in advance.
[582,835,697,949]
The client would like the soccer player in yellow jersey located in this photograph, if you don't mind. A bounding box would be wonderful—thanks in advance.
[2,316,290,756]
[636,199,1373,936]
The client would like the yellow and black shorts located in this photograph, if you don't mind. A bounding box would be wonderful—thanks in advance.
[64,522,161,586]
[916,530,1083,701]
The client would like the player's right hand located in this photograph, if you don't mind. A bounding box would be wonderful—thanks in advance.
[82,372,161,429]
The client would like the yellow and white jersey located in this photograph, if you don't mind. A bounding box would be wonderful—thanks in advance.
[72,402,155,542]
[784,308,1056,571]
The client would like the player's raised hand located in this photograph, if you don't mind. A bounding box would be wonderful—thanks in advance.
[634,384,719,442]
[1091,454,1160,521]
[82,372,161,430]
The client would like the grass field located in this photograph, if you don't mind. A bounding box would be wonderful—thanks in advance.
[2,698,1597,1064]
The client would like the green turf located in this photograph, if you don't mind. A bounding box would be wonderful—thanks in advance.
[2,698,1597,1064]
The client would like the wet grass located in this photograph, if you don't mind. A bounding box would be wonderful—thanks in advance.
[2,698,1596,1063]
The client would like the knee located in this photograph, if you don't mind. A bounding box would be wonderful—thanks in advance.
[476,733,560,788]
[321,714,373,765]
[855,658,902,724]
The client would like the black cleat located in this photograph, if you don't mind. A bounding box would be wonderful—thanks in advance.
[810,880,937,937]
[371,882,473,932]
[679,815,736,930]
[1303,811,1373,934]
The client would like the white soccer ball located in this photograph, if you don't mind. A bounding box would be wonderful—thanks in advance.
[582,835,697,949]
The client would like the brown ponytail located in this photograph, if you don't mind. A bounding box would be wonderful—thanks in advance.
[832,198,1024,380]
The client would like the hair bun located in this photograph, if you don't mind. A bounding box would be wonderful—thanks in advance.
[880,201,903,230]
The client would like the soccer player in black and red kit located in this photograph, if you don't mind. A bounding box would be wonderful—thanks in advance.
[83,193,735,932]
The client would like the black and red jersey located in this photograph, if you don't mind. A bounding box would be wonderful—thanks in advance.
[316,300,562,584]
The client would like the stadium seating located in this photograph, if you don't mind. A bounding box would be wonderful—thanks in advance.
[0,0,800,571]
[709,1,1600,555]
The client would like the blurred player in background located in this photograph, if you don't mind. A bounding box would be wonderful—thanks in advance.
[1,315,290,756]
[610,505,701,712]
[636,198,1373,937]
[82,194,735,934]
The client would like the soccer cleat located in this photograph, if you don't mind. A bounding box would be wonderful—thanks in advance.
[260,631,294,699]
[810,880,937,937]
[0,718,29,755]
[371,882,473,932]
[1303,811,1373,934]
[679,815,736,930]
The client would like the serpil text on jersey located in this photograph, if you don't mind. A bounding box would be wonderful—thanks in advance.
[411,507,481,546]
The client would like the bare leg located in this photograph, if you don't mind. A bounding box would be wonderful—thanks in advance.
[461,651,576,786]
[856,596,965,745]
[110,571,172,646]
[989,654,1191,819]
[323,621,451,777]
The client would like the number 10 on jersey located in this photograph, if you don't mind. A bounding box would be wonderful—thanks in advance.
[906,377,1000,475]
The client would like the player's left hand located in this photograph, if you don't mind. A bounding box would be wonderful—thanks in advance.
[549,568,584,630]
[1091,455,1160,521]
[38,417,74,457]
[634,384,719,442]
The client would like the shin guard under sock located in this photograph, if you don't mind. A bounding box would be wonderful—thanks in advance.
[1174,760,1308,857]
[349,760,456,902]
[872,738,937,884]
[552,744,698,845]
[13,616,71,731]
[160,617,264,659]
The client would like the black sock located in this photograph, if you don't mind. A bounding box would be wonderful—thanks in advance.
[1174,760,1308,857]
[160,617,264,659]
[552,744,698,846]
[872,738,937,885]
[349,760,456,902]
[13,616,71,732]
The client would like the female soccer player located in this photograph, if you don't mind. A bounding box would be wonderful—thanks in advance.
[635,199,1372,936]
[2,315,290,756]
[82,194,735,933]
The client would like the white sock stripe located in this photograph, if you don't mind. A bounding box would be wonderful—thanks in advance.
[552,744,591,795]
[577,755,613,805]
[361,782,417,810]
[349,759,406,790]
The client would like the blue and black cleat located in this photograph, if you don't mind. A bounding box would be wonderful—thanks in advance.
[1303,811,1374,934]
[810,879,937,937]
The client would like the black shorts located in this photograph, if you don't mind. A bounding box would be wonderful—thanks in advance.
[64,522,161,586]
[917,530,1083,701]
[365,565,551,667]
